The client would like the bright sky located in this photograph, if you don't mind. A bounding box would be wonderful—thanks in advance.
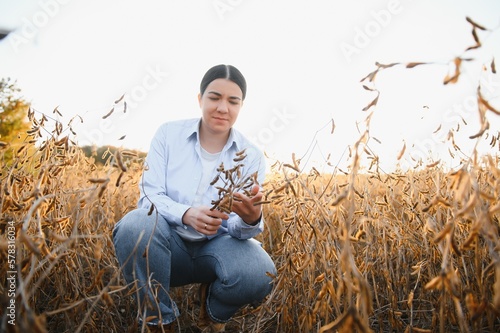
[1,0,499,173]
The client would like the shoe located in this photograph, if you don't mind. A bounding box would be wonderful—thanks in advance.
[197,283,226,332]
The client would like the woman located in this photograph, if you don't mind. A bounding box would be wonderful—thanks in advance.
[113,64,276,332]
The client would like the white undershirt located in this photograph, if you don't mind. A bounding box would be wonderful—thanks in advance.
[174,147,221,241]
[192,147,221,207]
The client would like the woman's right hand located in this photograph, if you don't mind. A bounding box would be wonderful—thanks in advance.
[182,206,229,235]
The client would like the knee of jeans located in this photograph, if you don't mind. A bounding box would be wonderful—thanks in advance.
[235,256,275,285]
[113,208,163,243]
[238,268,274,302]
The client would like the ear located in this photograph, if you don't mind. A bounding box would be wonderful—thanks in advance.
[198,93,202,107]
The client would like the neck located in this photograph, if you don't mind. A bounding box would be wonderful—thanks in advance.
[199,125,229,153]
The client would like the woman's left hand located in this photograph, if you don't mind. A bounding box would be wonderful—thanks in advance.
[231,185,263,225]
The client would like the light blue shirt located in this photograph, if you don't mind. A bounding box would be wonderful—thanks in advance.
[137,118,266,240]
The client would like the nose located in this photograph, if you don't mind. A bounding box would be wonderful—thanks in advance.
[217,100,229,113]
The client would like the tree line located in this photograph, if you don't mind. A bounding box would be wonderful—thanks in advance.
[0,78,146,166]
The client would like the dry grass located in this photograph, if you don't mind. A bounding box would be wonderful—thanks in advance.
[0,110,142,332]
[257,153,500,332]
[0,105,499,333]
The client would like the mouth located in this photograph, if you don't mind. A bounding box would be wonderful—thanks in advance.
[213,117,228,122]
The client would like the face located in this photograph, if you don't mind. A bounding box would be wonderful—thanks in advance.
[198,78,243,136]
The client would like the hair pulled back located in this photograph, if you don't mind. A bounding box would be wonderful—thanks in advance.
[200,64,247,100]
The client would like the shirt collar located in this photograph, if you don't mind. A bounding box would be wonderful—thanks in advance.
[187,118,241,152]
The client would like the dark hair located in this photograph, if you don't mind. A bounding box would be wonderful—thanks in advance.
[200,64,247,100]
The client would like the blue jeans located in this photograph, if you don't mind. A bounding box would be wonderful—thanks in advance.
[112,208,276,325]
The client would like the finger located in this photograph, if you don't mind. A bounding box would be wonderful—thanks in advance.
[206,209,229,220]
[234,186,261,201]
[250,185,260,196]
[232,191,250,202]
[206,222,223,234]
[249,191,264,205]
[207,215,226,224]
[205,217,221,229]
[201,222,214,235]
